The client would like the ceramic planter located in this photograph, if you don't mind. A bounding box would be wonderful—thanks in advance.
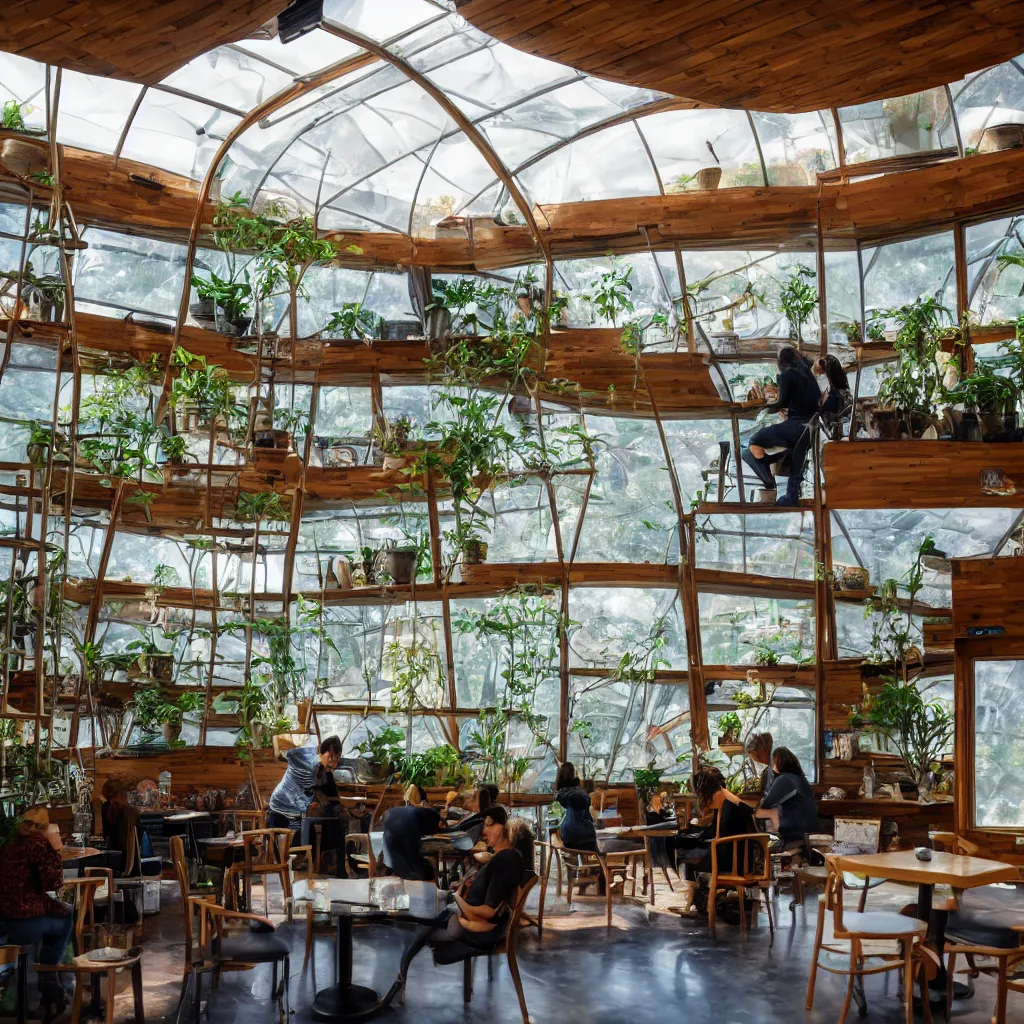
[161,721,181,745]
[385,547,418,584]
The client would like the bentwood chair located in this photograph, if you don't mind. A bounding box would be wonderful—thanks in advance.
[240,829,294,918]
[550,833,629,927]
[433,874,538,1024]
[706,832,775,936]
[194,902,290,1023]
[806,856,932,1024]
[170,835,218,971]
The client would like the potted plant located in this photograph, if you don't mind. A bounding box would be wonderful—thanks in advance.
[743,638,780,666]
[777,266,818,343]
[353,725,405,780]
[374,415,415,470]
[379,539,419,585]
[855,681,953,802]
[632,761,664,812]
[324,302,382,343]
[717,711,744,757]
[132,686,202,745]
[948,363,1017,440]
[125,630,176,683]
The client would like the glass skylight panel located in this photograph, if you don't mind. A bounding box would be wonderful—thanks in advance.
[233,27,359,77]
[519,121,660,204]
[952,60,1024,148]
[966,214,1024,324]
[0,52,47,131]
[638,108,762,191]
[838,87,955,164]
[119,92,241,178]
[160,46,293,113]
[750,110,838,185]
[326,0,444,41]
[861,231,956,316]
[55,70,142,154]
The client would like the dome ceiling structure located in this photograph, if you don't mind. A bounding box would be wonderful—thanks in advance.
[456,0,1024,113]
[1,0,1024,240]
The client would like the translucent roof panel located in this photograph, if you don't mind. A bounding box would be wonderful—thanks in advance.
[952,62,1024,149]
[837,87,956,164]
[160,47,294,114]
[637,108,762,192]
[323,0,445,42]
[750,110,838,185]
[56,71,142,155]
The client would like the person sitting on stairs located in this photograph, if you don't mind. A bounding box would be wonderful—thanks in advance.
[742,345,820,506]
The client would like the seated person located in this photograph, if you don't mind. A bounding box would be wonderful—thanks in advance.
[814,355,853,438]
[745,732,775,803]
[645,791,679,872]
[457,788,493,845]
[554,761,597,851]
[676,768,758,907]
[755,747,819,855]
[100,777,141,874]
[742,346,820,507]
[0,806,73,1013]
[381,801,443,881]
[382,807,522,1007]
[507,817,535,881]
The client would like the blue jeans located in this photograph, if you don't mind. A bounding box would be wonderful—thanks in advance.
[743,417,813,504]
[3,912,73,997]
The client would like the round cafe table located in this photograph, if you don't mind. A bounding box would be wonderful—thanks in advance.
[291,878,442,1021]
[837,849,1019,1002]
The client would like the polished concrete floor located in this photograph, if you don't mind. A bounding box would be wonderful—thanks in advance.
[93,876,1010,1024]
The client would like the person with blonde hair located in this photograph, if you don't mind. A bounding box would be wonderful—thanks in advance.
[0,806,73,1012]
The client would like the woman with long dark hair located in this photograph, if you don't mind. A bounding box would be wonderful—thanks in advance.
[743,345,820,506]
[554,761,597,851]
[755,747,819,851]
[815,355,853,436]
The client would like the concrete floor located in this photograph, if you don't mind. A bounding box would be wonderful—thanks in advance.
[97,876,1011,1024]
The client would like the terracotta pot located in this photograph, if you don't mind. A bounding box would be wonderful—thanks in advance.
[696,166,722,190]
[161,722,181,745]
[385,548,418,584]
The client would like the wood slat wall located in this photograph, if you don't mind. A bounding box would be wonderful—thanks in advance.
[823,441,1024,509]
[951,557,1024,639]
[458,0,1024,113]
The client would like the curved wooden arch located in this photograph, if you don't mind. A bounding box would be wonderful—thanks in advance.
[457,0,1024,113]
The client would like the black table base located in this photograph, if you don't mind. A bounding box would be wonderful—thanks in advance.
[311,983,379,1020]
[310,905,382,1021]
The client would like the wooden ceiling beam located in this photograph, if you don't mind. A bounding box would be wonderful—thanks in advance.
[457,0,1024,113]
[17,143,1024,268]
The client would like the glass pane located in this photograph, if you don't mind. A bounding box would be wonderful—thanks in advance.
[974,660,1024,827]
[839,87,954,164]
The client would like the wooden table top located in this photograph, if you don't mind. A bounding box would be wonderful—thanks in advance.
[60,846,102,861]
[838,850,1019,888]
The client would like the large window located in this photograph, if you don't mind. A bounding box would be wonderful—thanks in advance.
[973,659,1024,828]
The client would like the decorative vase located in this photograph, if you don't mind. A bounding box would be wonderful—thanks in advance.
[385,547,418,585]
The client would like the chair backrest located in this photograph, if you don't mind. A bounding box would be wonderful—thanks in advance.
[234,810,266,832]
[170,835,189,897]
[596,791,618,814]
[242,828,292,872]
[501,873,538,956]
[711,832,771,882]
[833,817,882,854]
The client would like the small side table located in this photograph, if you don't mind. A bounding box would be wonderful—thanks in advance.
[37,948,144,1024]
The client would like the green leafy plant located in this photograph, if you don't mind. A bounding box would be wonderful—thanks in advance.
[325,303,382,341]
[778,266,818,342]
[860,681,953,794]
[354,725,405,773]
[588,263,635,327]
[400,743,465,788]
[632,760,664,808]
[743,638,781,666]
[717,711,743,745]
[234,491,291,523]
[2,101,26,131]
[190,270,252,322]
[132,686,202,733]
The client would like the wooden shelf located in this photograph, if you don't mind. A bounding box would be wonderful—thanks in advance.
[693,501,814,515]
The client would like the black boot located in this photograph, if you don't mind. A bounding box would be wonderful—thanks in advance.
[741,448,777,491]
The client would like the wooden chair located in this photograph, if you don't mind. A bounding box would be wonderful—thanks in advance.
[550,833,630,927]
[806,855,931,1024]
[170,835,217,970]
[931,835,1024,1024]
[233,810,266,833]
[61,876,106,954]
[437,874,537,1024]
[706,832,775,936]
[792,817,883,911]
[239,829,293,918]
[595,791,621,827]
[36,948,144,1024]
[344,832,376,878]
[0,943,29,1024]
[194,902,290,1022]
[83,867,137,949]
